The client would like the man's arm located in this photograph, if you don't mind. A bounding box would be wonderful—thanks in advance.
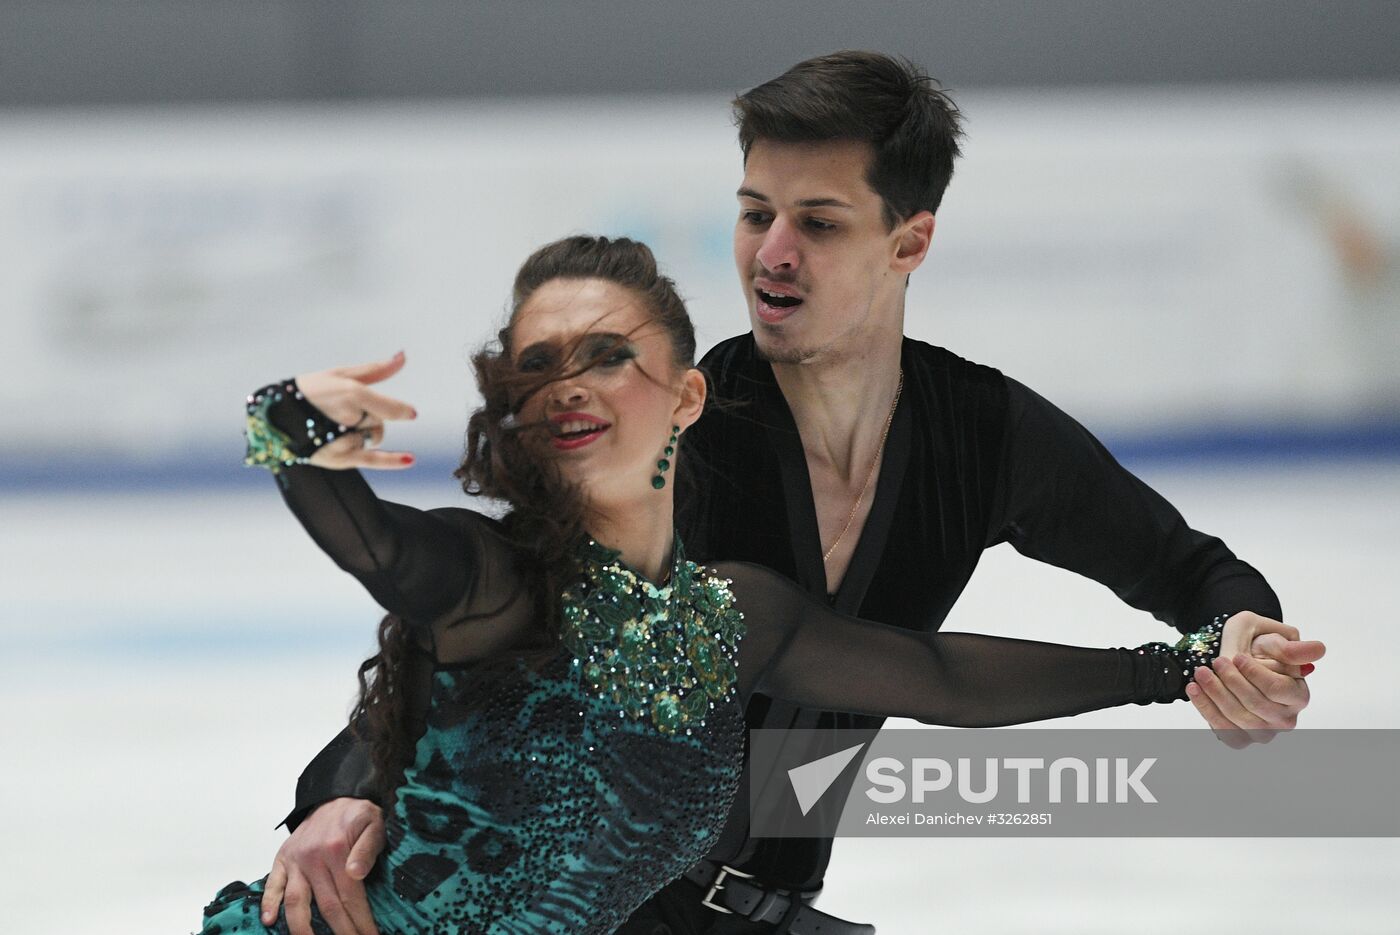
[281,726,378,832]
[987,377,1282,629]
[985,377,1314,737]
[263,726,386,935]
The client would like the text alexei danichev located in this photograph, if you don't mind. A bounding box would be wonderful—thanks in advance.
[864,812,1053,826]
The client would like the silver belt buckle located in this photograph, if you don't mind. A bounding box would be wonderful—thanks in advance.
[700,864,755,913]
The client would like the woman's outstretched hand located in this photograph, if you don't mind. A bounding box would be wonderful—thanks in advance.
[296,351,419,470]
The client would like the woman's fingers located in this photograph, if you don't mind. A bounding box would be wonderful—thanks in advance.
[1194,662,1280,745]
[307,433,414,471]
[296,353,417,427]
[1235,653,1309,707]
[1185,681,1254,749]
[285,349,421,471]
[1211,656,1293,728]
[335,350,407,384]
[357,449,417,470]
[356,385,418,423]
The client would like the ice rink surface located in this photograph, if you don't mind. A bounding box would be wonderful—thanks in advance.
[3,460,1397,934]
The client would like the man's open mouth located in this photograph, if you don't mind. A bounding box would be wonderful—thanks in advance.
[756,288,803,309]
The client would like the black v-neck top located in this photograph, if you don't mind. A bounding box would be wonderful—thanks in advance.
[283,333,1282,892]
[674,334,1282,887]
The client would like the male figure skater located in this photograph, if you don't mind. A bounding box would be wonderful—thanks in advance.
[260,52,1322,935]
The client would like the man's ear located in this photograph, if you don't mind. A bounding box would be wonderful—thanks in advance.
[675,367,708,432]
[892,212,935,275]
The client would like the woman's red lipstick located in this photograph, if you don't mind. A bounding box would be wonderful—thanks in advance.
[550,412,610,450]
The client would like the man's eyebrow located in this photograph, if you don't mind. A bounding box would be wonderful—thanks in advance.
[736,187,854,209]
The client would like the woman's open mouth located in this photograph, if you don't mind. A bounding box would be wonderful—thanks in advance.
[550,414,611,450]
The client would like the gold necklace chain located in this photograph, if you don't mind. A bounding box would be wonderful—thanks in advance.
[822,369,903,564]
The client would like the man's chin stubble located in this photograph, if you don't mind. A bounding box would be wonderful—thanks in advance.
[753,328,831,366]
[757,347,812,365]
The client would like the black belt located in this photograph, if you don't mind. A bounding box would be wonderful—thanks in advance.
[683,860,876,934]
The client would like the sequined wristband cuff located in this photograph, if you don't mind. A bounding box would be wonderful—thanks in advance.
[1135,613,1230,701]
[244,378,350,473]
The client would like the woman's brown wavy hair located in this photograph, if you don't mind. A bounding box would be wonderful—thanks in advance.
[351,235,698,800]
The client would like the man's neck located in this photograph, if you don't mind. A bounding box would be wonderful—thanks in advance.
[770,334,905,479]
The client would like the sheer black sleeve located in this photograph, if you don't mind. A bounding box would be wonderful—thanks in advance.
[257,387,505,628]
[256,386,529,826]
[269,464,489,625]
[720,562,1186,727]
[987,377,1282,635]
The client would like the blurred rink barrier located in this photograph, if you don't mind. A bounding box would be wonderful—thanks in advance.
[1,84,1398,491]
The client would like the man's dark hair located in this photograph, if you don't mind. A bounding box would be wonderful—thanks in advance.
[733,50,964,229]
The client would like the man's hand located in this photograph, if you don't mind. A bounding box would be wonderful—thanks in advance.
[1185,611,1326,748]
[261,797,387,935]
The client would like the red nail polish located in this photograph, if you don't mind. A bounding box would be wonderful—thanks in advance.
[1300,663,1315,677]
[401,455,415,465]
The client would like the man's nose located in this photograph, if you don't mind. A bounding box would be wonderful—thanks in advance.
[755,216,799,272]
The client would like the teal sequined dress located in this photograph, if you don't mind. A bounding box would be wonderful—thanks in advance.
[203,536,751,935]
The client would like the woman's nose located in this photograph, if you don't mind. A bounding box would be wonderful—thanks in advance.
[549,381,589,407]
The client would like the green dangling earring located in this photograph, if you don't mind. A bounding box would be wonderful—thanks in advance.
[651,425,679,489]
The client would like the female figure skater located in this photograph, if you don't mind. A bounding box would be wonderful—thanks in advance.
[201,236,1223,935]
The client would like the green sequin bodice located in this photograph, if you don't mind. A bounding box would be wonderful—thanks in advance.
[563,536,746,736]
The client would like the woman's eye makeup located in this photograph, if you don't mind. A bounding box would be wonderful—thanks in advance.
[516,334,636,374]
[517,349,556,373]
[600,345,637,367]
[580,335,637,368]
